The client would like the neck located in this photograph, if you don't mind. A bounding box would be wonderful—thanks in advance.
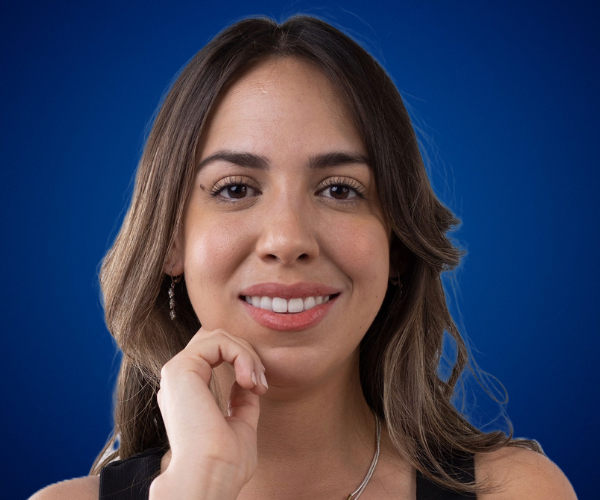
[213,351,380,499]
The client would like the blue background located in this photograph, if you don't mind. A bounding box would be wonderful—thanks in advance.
[2,1,598,498]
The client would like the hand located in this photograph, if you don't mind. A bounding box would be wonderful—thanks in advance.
[153,327,268,499]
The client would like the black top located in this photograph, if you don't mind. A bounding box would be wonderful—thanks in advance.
[99,448,476,499]
[99,448,163,500]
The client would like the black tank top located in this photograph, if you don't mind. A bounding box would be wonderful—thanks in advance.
[99,448,476,499]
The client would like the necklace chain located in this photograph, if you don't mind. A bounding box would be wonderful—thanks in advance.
[346,414,381,500]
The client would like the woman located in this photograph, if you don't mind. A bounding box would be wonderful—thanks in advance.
[31,15,576,500]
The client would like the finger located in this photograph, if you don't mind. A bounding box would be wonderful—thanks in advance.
[221,332,267,373]
[209,329,269,393]
[216,332,268,393]
[186,329,265,391]
[217,330,266,374]
[226,381,261,432]
[169,331,257,390]
[191,328,266,377]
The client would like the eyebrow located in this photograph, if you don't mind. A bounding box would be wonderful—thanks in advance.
[196,149,370,172]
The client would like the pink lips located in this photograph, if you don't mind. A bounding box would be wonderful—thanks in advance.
[239,282,341,300]
[239,282,342,331]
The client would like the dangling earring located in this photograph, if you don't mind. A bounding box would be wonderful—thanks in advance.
[169,265,182,321]
[389,271,404,297]
[389,267,400,287]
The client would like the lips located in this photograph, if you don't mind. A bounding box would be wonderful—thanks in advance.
[240,294,340,331]
[238,282,342,331]
[239,282,341,299]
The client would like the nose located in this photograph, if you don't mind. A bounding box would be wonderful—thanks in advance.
[254,194,320,265]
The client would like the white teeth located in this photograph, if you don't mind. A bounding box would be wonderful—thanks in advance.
[259,297,272,310]
[288,298,304,313]
[245,295,334,313]
[304,296,316,310]
[272,297,287,313]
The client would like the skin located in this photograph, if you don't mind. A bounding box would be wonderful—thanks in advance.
[176,56,393,397]
[28,57,577,500]
[161,56,407,499]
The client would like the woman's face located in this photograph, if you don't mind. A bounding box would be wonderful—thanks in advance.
[168,57,393,388]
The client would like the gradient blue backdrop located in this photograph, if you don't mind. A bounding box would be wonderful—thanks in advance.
[2,1,598,498]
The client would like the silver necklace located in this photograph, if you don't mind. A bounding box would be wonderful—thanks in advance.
[346,414,381,500]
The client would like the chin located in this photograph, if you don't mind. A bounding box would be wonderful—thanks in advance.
[258,344,351,392]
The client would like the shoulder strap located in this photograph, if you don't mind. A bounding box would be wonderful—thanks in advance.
[416,451,476,499]
[99,448,165,500]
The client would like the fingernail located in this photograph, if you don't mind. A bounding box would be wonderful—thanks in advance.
[260,372,269,389]
[251,371,257,386]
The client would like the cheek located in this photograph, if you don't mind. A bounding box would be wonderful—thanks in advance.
[182,217,250,318]
[185,221,243,270]
[317,216,390,354]
[324,217,389,279]
[321,216,390,315]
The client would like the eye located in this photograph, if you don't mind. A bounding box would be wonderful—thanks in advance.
[318,177,365,203]
[209,176,260,202]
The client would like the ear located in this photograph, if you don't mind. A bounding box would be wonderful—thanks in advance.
[389,234,410,280]
[163,231,185,277]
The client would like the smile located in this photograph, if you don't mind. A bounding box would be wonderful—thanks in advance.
[239,293,341,331]
[242,294,337,314]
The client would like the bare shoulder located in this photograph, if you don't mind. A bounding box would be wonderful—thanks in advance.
[476,446,577,499]
[28,475,99,500]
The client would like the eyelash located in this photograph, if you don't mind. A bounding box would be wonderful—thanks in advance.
[208,176,365,205]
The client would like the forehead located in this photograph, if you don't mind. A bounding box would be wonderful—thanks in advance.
[226,57,338,108]
[196,57,364,159]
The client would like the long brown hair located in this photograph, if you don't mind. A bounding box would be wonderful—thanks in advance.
[91,15,542,495]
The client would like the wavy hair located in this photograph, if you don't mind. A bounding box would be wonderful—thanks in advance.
[90,15,543,495]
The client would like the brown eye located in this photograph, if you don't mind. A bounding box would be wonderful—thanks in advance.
[210,179,259,202]
[328,185,351,199]
[320,183,360,201]
[223,184,247,199]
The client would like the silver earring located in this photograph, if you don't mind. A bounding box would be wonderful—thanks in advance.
[169,265,182,321]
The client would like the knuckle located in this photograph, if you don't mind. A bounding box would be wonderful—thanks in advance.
[195,328,261,368]
[235,350,249,364]
[237,340,260,363]
[160,355,192,380]
[210,328,227,340]
[160,362,171,380]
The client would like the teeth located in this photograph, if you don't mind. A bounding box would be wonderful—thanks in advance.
[288,298,304,313]
[260,297,272,310]
[244,295,334,313]
[272,297,287,313]
[304,296,316,310]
